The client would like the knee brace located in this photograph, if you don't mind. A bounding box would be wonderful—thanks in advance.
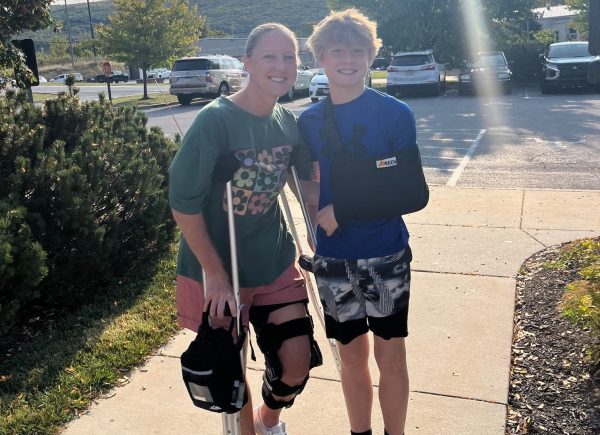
[256,315,323,409]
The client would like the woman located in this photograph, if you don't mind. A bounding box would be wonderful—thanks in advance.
[169,23,320,435]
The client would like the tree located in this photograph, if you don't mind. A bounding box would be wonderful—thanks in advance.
[97,0,206,99]
[50,35,69,60]
[328,0,538,64]
[590,0,599,54]
[0,0,53,88]
[565,0,589,34]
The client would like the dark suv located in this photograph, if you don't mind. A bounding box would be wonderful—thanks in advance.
[169,55,247,105]
[540,41,600,94]
[458,51,512,96]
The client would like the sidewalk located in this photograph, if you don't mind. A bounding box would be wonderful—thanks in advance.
[63,186,600,435]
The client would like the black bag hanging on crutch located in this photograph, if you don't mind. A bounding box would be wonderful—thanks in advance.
[180,309,247,413]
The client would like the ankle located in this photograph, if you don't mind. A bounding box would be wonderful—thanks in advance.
[256,403,279,429]
[351,430,372,435]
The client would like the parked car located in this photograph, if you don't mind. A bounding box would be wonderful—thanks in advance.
[148,68,171,80]
[50,72,84,83]
[309,68,372,102]
[281,65,315,100]
[386,50,446,96]
[169,55,247,105]
[38,76,47,83]
[458,51,512,96]
[370,57,389,70]
[96,71,129,83]
[540,41,600,94]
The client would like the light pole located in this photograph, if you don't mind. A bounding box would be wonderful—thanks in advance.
[63,0,75,67]
[86,0,97,58]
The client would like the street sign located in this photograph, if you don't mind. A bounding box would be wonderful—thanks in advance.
[102,61,112,77]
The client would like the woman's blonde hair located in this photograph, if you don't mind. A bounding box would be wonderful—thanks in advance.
[307,9,382,63]
[245,23,298,58]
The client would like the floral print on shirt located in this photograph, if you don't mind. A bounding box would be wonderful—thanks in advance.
[224,145,292,215]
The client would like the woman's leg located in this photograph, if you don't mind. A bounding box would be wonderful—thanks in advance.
[373,336,409,435]
[337,333,373,433]
[257,302,312,428]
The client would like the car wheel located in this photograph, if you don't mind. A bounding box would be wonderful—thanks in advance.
[432,81,441,97]
[286,87,295,100]
[177,95,192,105]
[540,84,552,95]
[311,97,319,103]
[458,84,469,96]
[218,83,229,96]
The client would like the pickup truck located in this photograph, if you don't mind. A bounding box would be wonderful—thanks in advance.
[96,70,129,83]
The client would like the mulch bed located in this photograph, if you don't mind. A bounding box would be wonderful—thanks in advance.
[506,242,600,434]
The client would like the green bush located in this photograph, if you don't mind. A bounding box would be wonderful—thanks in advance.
[503,40,547,83]
[559,239,600,367]
[0,91,179,335]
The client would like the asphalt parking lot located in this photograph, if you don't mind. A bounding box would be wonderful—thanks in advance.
[145,85,600,191]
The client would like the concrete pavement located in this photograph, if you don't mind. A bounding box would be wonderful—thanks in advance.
[62,186,600,435]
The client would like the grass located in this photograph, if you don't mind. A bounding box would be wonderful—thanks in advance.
[0,246,180,435]
[31,89,179,109]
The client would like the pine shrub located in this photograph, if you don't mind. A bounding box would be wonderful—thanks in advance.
[0,91,179,334]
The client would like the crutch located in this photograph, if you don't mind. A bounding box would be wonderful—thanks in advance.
[279,168,342,375]
[203,181,243,435]
[223,180,243,435]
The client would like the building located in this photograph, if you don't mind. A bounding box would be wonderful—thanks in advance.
[198,38,317,67]
[533,4,581,42]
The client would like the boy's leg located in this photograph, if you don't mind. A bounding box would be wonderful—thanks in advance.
[373,336,409,435]
[337,333,373,433]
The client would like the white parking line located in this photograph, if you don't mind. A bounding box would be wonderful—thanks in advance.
[446,129,486,187]
[420,145,471,150]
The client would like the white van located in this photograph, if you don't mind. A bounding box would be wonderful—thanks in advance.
[50,72,84,83]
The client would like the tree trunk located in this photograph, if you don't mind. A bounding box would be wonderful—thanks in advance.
[142,68,149,99]
[590,0,600,54]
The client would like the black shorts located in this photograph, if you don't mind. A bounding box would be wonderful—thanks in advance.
[312,247,412,345]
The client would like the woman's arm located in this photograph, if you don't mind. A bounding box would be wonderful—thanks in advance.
[171,209,236,318]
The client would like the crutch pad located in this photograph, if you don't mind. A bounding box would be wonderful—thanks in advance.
[180,311,248,413]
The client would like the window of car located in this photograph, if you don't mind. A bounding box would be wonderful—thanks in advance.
[547,43,590,58]
[472,53,507,68]
[221,59,234,69]
[172,59,212,71]
[232,59,244,70]
[391,54,430,67]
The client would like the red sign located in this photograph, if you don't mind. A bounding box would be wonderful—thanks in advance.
[102,61,112,77]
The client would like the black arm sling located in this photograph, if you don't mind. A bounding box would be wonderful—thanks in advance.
[323,96,429,223]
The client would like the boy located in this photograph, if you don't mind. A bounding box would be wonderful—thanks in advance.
[298,9,417,435]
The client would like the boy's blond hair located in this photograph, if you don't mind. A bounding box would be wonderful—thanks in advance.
[307,8,382,64]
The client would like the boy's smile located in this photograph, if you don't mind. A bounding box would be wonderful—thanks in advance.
[319,43,370,100]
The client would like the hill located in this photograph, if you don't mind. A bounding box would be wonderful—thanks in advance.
[21,0,329,53]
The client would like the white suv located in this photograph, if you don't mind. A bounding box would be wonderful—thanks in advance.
[169,55,248,105]
[386,50,446,96]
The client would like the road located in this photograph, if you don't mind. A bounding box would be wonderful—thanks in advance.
[142,86,600,191]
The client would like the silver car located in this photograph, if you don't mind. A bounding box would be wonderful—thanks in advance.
[169,55,248,105]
